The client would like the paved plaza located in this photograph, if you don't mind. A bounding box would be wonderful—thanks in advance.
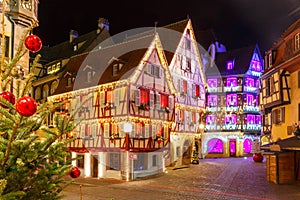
[61,157,300,200]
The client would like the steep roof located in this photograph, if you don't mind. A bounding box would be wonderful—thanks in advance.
[205,45,257,76]
[33,28,111,64]
[53,35,154,95]
[271,18,300,49]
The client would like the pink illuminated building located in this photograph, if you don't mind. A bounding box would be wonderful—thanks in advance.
[203,44,263,158]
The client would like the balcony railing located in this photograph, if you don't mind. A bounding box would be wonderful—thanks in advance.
[243,124,261,131]
[243,105,259,112]
[243,86,259,93]
[224,86,242,92]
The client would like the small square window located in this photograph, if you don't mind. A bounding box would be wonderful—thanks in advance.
[227,61,233,70]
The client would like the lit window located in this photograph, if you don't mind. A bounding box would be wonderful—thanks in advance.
[160,94,168,108]
[207,94,218,106]
[247,114,255,124]
[268,53,272,67]
[226,94,237,106]
[251,60,261,72]
[225,114,236,124]
[206,115,216,125]
[226,77,237,87]
[256,115,261,125]
[207,78,217,88]
[246,94,254,106]
[227,61,233,70]
[140,89,149,105]
[246,77,254,87]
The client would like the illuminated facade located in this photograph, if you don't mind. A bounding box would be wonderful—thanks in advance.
[38,19,206,179]
[203,44,263,158]
[260,18,300,143]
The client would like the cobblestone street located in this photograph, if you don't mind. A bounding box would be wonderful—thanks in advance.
[61,157,300,200]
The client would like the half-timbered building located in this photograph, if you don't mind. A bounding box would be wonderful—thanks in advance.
[47,33,176,180]
[160,20,206,167]
[204,44,264,158]
[260,19,300,143]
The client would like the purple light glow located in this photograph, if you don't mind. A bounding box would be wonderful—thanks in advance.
[208,94,218,106]
[226,77,237,87]
[206,115,216,125]
[251,60,261,72]
[246,77,254,87]
[229,140,236,154]
[208,138,223,153]
[247,114,255,124]
[227,61,233,70]
[225,114,236,124]
[226,94,237,106]
[207,78,217,88]
[243,139,252,153]
[246,94,254,106]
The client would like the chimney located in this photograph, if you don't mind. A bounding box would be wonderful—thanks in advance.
[97,18,109,33]
[69,29,78,43]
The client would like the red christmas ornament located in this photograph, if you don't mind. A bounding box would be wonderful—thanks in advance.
[0,91,15,107]
[69,167,81,178]
[16,96,37,117]
[253,153,264,162]
[24,35,42,52]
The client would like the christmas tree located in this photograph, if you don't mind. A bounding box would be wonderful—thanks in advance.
[0,2,79,200]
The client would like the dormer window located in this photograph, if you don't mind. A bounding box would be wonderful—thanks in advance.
[227,61,234,70]
[73,44,78,51]
[295,33,300,51]
[113,63,123,76]
[47,61,61,75]
[87,71,95,83]
[268,53,272,67]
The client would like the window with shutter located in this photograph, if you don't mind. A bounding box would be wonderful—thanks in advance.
[150,91,154,108]
[104,123,110,138]
[114,89,120,106]
[152,125,156,138]
[100,91,105,108]
[131,123,135,137]
[155,93,161,109]
[183,80,187,94]
[168,96,173,109]
[135,89,140,106]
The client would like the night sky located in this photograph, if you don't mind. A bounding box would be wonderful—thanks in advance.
[34,0,300,53]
